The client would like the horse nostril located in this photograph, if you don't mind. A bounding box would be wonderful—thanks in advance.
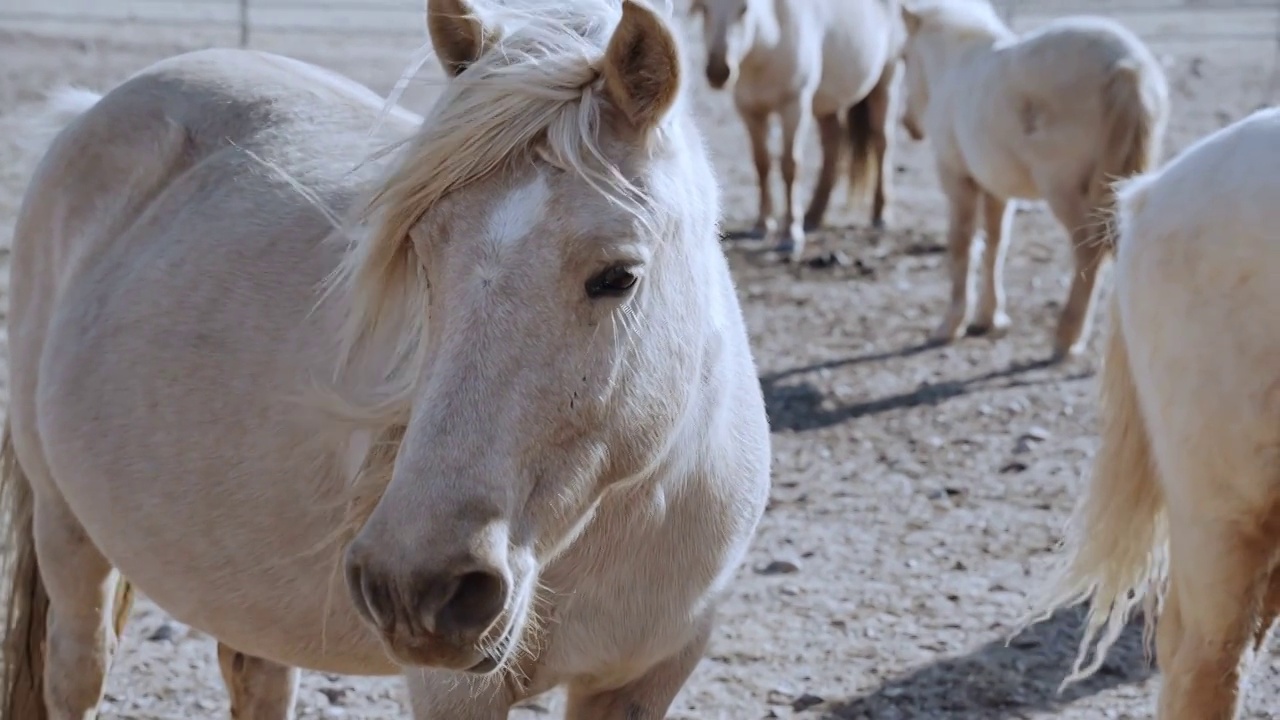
[434,570,508,638]
[344,552,394,633]
[705,61,730,88]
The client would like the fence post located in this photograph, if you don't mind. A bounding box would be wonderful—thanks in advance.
[239,0,250,47]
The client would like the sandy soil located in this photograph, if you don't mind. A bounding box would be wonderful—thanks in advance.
[2,3,1280,718]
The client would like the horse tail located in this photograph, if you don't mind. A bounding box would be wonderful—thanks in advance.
[1030,286,1167,689]
[844,97,877,204]
[0,428,132,720]
[1091,59,1165,249]
[16,87,102,162]
[1,424,49,720]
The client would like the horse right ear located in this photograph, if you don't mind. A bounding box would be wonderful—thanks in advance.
[900,5,923,34]
[427,0,498,77]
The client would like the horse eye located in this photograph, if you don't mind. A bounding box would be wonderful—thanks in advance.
[585,265,639,299]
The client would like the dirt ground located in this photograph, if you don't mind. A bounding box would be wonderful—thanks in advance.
[2,3,1280,718]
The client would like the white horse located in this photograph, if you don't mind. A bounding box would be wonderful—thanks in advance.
[899,0,1168,359]
[1030,107,1280,719]
[693,0,905,260]
[0,0,773,717]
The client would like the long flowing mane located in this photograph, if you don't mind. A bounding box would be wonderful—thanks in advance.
[322,0,666,426]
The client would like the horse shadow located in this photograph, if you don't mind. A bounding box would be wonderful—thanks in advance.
[761,345,1094,432]
[820,605,1154,719]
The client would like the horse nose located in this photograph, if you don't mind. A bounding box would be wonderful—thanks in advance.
[705,59,730,89]
[344,543,509,641]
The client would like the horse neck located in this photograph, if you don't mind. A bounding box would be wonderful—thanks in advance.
[925,24,1004,79]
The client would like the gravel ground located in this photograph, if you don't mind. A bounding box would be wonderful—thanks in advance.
[2,3,1280,718]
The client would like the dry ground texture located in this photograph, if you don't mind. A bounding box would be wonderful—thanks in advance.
[2,1,1280,718]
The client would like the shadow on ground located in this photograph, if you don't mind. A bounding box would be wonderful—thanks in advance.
[821,605,1154,719]
[761,346,1095,433]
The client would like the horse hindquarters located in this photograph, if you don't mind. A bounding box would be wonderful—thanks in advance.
[1041,129,1280,716]
[1050,57,1169,357]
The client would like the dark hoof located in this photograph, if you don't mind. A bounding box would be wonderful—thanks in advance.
[802,215,823,233]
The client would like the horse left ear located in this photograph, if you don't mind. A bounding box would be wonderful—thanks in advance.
[427,0,498,77]
[601,0,682,132]
[900,5,923,34]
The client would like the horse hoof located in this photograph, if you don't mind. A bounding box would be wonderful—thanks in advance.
[871,217,887,232]
[927,327,961,346]
[967,314,1011,338]
[754,218,778,237]
[802,217,822,233]
[1049,343,1087,364]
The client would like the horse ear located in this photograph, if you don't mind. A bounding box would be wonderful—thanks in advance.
[601,0,682,133]
[900,5,923,34]
[427,0,498,77]
[688,0,705,15]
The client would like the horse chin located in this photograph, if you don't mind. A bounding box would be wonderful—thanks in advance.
[376,616,519,674]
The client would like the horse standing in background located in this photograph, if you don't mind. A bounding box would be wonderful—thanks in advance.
[693,0,906,261]
[899,0,1168,359]
[0,0,773,717]
[1031,107,1280,720]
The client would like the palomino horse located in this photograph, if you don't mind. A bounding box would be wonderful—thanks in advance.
[1030,107,1280,719]
[0,0,773,716]
[899,0,1168,359]
[693,0,905,260]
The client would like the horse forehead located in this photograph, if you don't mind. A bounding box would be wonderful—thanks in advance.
[484,175,553,249]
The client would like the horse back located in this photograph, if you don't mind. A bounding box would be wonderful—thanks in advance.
[809,0,902,113]
[8,47,413,503]
[1002,15,1162,110]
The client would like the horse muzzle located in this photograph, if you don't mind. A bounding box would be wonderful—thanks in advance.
[343,540,512,671]
[705,58,732,90]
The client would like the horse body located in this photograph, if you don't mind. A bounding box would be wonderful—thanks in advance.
[901,1,1169,358]
[2,0,772,717]
[18,49,409,675]
[1033,106,1280,719]
[696,0,904,258]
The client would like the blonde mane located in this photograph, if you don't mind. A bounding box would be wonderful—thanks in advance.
[322,0,669,427]
[306,0,687,565]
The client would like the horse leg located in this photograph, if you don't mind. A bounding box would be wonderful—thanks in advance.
[1046,192,1110,359]
[564,617,712,719]
[33,492,119,719]
[929,169,980,345]
[969,192,1013,337]
[740,108,775,238]
[865,61,900,230]
[1251,567,1280,653]
[777,96,814,261]
[1155,512,1273,720]
[802,112,844,232]
[217,643,299,719]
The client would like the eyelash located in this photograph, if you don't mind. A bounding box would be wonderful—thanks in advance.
[585,265,640,299]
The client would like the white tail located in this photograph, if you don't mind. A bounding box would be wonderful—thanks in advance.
[1028,288,1168,688]
[14,86,102,159]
